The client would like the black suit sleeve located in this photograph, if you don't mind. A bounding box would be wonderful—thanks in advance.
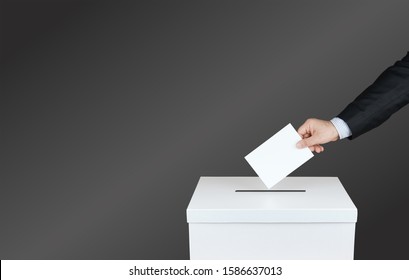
[338,52,409,139]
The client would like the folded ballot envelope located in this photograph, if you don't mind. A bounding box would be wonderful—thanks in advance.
[245,123,314,188]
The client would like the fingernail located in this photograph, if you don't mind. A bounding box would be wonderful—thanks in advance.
[296,142,303,149]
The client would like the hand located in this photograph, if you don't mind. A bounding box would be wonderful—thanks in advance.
[296,118,339,153]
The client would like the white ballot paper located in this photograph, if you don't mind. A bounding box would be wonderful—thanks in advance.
[245,123,314,188]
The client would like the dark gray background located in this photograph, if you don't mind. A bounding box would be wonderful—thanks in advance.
[1,0,409,259]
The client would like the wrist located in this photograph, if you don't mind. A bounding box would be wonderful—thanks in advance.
[330,117,352,139]
[328,121,340,141]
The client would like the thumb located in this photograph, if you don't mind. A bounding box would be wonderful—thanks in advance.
[296,136,320,149]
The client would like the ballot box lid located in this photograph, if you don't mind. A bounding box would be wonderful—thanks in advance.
[187,177,357,223]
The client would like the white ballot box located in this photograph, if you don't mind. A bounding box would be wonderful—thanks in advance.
[186,177,358,260]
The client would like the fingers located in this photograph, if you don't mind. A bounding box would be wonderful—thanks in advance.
[314,145,324,153]
[296,135,320,149]
[297,135,324,153]
[298,140,324,153]
[307,144,324,153]
[296,118,331,153]
[296,139,308,149]
[298,136,325,152]
[297,120,311,137]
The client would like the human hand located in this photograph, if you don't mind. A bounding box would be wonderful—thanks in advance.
[296,118,339,153]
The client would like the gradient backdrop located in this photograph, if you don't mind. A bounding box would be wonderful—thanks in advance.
[1,0,409,259]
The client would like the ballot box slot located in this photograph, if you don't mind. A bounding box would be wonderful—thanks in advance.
[235,190,306,192]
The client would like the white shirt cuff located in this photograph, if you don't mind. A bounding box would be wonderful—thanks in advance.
[330,117,352,139]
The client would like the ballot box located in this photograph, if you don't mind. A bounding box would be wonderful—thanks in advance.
[186,177,358,260]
